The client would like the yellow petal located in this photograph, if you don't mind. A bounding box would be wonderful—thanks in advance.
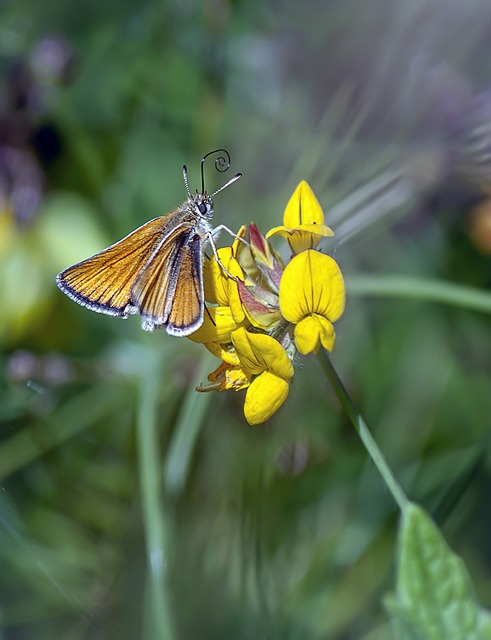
[244,371,290,425]
[231,327,294,380]
[294,315,335,355]
[279,250,345,324]
[294,316,320,354]
[204,341,241,366]
[196,362,251,392]
[203,248,244,307]
[203,248,233,305]
[231,224,248,257]
[187,305,245,344]
[266,224,334,254]
[318,315,336,352]
[283,180,325,227]
[227,279,246,324]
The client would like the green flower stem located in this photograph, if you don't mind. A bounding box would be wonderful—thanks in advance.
[317,349,409,512]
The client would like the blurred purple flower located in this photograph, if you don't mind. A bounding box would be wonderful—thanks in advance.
[0,146,44,225]
[30,36,75,84]
[8,349,74,385]
[0,36,74,225]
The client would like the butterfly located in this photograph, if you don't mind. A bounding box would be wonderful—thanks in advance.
[56,149,241,337]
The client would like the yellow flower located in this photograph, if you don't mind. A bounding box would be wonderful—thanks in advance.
[231,327,294,425]
[187,305,244,344]
[279,250,345,354]
[198,361,251,392]
[188,180,346,426]
[196,327,293,425]
[266,180,334,254]
[190,247,249,344]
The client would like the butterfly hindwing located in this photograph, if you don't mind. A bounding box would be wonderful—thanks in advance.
[166,234,204,335]
[131,226,204,335]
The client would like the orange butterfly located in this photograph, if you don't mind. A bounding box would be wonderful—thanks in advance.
[56,149,241,336]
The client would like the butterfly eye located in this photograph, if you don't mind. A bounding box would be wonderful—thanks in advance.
[198,203,207,214]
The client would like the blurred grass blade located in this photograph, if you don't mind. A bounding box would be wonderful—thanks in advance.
[432,447,486,525]
[333,177,415,245]
[347,275,491,314]
[0,383,123,481]
[479,611,491,637]
[329,169,403,227]
[288,83,356,185]
[163,351,216,496]
[386,503,489,639]
[0,488,104,632]
[137,352,175,640]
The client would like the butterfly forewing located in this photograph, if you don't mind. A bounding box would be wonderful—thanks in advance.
[56,216,172,316]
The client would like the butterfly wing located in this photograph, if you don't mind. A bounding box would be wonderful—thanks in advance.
[56,216,174,317]
[131,229,205,336]
[165,234,205,336]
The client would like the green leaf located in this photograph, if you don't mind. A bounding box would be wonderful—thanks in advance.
[386,503,491,640]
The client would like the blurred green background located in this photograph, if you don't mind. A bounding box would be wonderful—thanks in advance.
[2,0,491,638]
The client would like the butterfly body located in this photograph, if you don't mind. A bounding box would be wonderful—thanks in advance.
[56,193,214,336]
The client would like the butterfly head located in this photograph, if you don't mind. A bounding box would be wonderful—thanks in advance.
[182,148,242,219]
[189,192,214,221]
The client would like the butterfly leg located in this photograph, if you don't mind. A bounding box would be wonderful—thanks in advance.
[211,224,250,247]
[204,230,238,280]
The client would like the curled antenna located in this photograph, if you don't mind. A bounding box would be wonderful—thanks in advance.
[201,148,231,194]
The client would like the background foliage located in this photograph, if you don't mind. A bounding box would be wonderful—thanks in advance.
[1,0,491,638]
